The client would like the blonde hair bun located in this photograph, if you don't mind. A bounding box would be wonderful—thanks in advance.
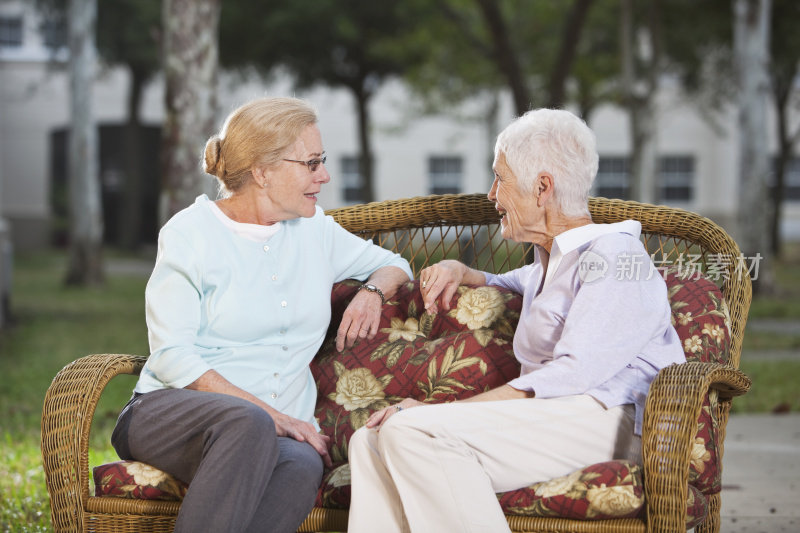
[203,135,225,177]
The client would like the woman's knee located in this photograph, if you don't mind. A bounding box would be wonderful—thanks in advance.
[278,439,324,491]
[348,426,378,459]
[209,401,278,457]
[375,415,424,457]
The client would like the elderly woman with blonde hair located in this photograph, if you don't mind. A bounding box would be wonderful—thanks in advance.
[110,97,411,533]
[347,108,685,533]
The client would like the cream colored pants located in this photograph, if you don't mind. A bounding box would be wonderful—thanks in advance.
[347,395,640,533]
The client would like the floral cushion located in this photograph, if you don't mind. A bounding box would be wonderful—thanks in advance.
[666,269,731,366]
[498,460,644,520]
[311,279,523,508]
[664,269,730,496]
[686,485,709,530]
[93,460,187,500]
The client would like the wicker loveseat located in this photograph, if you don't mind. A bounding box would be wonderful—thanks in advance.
[42,193,751,532]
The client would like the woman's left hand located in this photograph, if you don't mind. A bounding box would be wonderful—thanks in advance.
[336,289,383,351]
[365,398,424,430]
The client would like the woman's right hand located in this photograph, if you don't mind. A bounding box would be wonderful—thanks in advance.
[419,260,468,314]
[272,412,332,468]
[365,398,425,430]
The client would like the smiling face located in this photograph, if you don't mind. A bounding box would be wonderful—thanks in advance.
[488,151,544,244]
[260,124,330,221]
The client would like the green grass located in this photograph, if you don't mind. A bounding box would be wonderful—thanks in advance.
[733,360,800,413]
[748,243,800,319]
[736,244,800,412]
[1,244,799,531]
[1,250,148,532]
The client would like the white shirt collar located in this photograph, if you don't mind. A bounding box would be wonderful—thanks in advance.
[543,220,642,289]
[206,196,282,243]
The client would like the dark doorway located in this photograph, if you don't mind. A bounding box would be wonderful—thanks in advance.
[50,124,161,247]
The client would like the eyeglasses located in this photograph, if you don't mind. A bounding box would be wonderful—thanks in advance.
[283,153,327,172]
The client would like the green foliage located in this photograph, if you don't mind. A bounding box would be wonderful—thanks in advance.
[35,0,160,78]
[403,0,580,110]
[659,0,732,93]
[96,0,161,78]
[220,0,428,92]
[771,0,800,104]
[570,0,621,117]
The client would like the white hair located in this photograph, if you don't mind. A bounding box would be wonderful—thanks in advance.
[494,108,598,218]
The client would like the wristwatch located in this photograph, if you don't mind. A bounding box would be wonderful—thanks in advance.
[359,283,386,305]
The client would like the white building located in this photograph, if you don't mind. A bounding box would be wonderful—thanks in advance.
[1,0,798,252]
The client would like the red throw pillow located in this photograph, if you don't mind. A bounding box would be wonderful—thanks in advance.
[93,461,187,501]
[498,460,645,520]
[311,279,523,508]
[663,269,730,496]
[665,269,731,365]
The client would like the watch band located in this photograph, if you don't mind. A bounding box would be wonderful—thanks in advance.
[359,283,386,305]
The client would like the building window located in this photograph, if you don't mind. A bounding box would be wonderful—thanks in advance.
[340,156,363,203]
[658,156,694,202]
[0,16,24,47]
[595,157,631,199]
[42,16,67,50]
[428,156,462,195]
[773,157,800,201]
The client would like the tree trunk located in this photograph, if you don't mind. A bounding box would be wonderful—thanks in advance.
[771,95,789,258]
[353,83,375,203]
[769,64,800,258]
[160,0,221,223]
[546,0,595,109]
[474,0,531,115]
[119,66,145,249]
[734,0,774,294]
[65,0,104,286]
[621,0,659,204]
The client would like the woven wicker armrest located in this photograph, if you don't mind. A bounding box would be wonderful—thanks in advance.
[640,361,751,532]
[41,353,147,532]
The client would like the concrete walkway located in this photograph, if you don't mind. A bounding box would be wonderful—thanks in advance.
[718,413,800,532]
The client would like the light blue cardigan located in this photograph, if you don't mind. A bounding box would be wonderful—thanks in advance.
[135,195,412,425]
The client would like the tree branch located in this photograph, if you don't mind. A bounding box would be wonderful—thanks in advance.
[547,0,595,109]
[473,0,531,114]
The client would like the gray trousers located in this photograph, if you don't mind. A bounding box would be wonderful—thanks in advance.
[111,388,323,533]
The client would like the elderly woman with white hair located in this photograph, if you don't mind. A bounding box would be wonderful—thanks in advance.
[346,108,685,533]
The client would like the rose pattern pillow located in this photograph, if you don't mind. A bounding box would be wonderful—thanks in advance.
[311,279,523,507]
[686,484,710,530]
[93,460,187,501]
[498,460,644,520]
[664,269,730,497]
[666,268,731,366]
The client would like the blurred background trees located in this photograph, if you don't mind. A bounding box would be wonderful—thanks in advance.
[220,0,430,203]
[28,0,793,291]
